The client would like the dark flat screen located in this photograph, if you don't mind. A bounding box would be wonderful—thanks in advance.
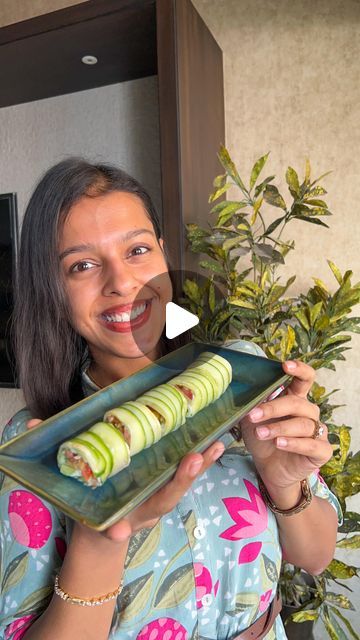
[0,193,18,387]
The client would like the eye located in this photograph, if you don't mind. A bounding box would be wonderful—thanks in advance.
[129,245,150,257]
[69,260,97,273]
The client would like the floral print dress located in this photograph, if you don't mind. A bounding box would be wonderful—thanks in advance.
[0,341,342,640]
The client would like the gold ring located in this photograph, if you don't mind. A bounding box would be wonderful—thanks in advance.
[311,420,324,439]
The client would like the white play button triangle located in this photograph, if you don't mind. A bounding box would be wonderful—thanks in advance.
[165,302,199,339]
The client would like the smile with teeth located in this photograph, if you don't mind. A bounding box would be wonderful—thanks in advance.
[102,301,149,323]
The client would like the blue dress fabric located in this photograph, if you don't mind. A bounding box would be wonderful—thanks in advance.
[0,341,342,640]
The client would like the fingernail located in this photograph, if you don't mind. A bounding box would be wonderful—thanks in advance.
[248,407,263,421]
[189,460,203,477]
[277,437,288,447]
[285,361,296,371]
[256,426,270,439]
[212,446,225,461]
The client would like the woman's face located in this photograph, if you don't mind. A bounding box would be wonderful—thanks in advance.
[59,191,172,373]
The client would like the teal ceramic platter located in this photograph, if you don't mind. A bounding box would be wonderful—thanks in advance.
[0,343,291,530]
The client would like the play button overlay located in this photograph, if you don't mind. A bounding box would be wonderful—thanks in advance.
[165,302,199,339]
[126,269,223,366]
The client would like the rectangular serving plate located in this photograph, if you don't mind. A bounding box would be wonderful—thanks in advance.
[0,342,291,530]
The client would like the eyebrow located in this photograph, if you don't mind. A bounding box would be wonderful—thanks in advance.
[59,228,156,261]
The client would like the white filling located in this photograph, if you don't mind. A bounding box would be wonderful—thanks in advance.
[104,302,147,323]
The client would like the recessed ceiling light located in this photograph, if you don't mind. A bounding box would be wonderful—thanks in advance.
[81,55,98,65]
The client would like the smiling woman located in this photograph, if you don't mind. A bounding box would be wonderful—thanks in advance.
[58,190,173,388]
[0,158,341,640]
[12,159,175,419]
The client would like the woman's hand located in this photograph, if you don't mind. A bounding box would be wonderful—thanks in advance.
[240,360,333,492]
[101,441,225,542]
[26,418,224,544]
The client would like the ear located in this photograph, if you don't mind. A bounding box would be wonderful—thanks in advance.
[159,237,164,251]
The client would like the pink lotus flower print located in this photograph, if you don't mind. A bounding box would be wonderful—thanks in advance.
[238,541,262,564]
[5,614,35,639]
[8,490,52,549]
[137,618,188,640]
[220,479,268,542]
[194,563,219,609]
[259,589,273,612]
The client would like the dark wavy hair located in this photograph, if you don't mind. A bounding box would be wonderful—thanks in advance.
[13,158,190,419]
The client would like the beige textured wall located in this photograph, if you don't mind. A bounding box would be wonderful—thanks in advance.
[0,0,87,27]
[193,0,360,453]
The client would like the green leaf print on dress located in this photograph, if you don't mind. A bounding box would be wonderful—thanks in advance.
[118,571,154,621]
[125,521,162,570]
[1,551,29,594]
[154,563,194,609]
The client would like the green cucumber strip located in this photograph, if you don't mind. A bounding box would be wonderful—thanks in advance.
[103,407,146,456]
[90,422,130,475]
[121,401,155,447]
[75,431,113,479]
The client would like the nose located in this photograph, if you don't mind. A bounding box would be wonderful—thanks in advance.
[102,260,140,297]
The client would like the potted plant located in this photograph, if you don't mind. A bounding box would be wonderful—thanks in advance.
[182,147,360,639]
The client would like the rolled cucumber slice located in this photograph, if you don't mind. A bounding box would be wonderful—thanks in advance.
[137,389,176,435]
[90,421,130,475]
[103,406,147,455]
[188,362,225,399]
[57,437,106,483]
[154,384,187,429]
[192,352,232,386]
[168,374,204,417]
[121,401,162,445]
[76,431,113,481]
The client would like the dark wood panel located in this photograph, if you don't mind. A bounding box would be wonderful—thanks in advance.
[0,0,157,107]
[156,0,224,274]
[156,0,183,274]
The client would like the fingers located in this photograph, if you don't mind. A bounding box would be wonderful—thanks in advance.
[27,419,42,429]
[282,360,316,398]
[255,417,328,443]
[271,429,333,468]
[248,395,320,425]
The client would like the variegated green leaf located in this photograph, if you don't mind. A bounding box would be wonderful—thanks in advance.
[228,298,257,310]
[290,608,319,622]
[250,153,269,190]
[250,196,263,225]
[16,585,53,618]
[154,563,194,608]
[227,591,259,623]
[286,166,300,197]
[263,185,287,210]
[331,606,360,639]
[309,301,323,326]
[328,260,343,285]
[218,146,248,194]
[125,522,162,569]
[209,281,216,313]
[261,554,278,583]
[1,551,29,594]
[325,559,359,579]
[325,592,355,609]
[119,572,153,621]
[208,182,232,203]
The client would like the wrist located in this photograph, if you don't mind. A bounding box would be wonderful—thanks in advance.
[257,475,312,516]
[260,481,303,510]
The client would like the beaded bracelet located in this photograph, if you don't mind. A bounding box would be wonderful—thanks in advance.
[54,575,123,607]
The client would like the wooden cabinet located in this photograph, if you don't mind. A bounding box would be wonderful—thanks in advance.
[0,0,224,273]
